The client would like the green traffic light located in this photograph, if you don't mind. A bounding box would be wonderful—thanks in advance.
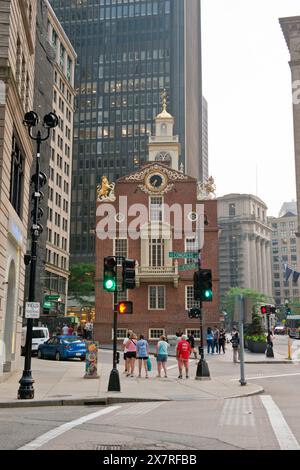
[104,278,116,292]
[204,289,212,300]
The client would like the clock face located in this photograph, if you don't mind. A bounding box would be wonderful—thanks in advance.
[145,171,168,192]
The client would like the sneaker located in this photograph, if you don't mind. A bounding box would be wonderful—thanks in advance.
[178,375,182,379]
[186,375,189,379]
[130,374,134,377]
[164,375,168,378]
[126,373,130,377]
[145,375,149,379]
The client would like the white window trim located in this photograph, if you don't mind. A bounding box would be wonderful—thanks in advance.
[149,195,164,222]
[148,285,166,310]
[185,329,201,340]
[185,285,200,310]
[113,328,127,340]
[149,328,165,340]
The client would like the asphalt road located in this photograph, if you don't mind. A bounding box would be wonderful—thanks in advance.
[1,336,300,451]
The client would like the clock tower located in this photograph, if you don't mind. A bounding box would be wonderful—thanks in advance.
[148,91,181,172]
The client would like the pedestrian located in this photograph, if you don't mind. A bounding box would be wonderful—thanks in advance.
[122,330,132,374]
[77,324,83,338]
[187,331,197,360]
[213,326,219,353]
[85,321,93,340]
[62,324,69,336]
[156,335,170,378]
[176,334,191,379]
[219,328,226,354]
[126,332,137,377]
[175,328,183,338]
[230,329,240,363]
[206,327,214,354]
[68,324,74,336]
[136,335,149,378]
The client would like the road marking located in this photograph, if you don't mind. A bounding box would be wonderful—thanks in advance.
[260,395,300,450]
[218,397,255,427]
[231,372,300,381]
[116,402,163,417]
[18,406,121,451]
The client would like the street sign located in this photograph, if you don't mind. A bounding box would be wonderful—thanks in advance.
[169,252,198,259]
[25,302,40,319]
[47,295,61,301]
[178,263,198,271]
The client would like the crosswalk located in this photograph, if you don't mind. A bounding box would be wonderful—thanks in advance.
[218,397,255,427]
[115,402,163,417]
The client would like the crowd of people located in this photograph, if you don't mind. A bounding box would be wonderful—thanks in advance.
[121,326,251,378]
[55,321,93,340]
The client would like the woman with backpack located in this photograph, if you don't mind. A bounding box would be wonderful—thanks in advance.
[136,335,150,378]
[126,333,137,377]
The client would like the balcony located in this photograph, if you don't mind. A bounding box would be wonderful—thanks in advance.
[136,264,179,288]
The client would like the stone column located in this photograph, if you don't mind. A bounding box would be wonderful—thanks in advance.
[265,241,273,298]
[256,237,262,293]
[250,235,257,291]
[261,239,267,295]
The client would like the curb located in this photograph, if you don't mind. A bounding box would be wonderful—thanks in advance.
[0,386,264,409]
[244,360,300,364]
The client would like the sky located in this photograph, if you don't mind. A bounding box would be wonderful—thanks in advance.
[201,0,300,217]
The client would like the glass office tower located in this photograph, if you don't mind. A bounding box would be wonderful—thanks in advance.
[50,0,204,263]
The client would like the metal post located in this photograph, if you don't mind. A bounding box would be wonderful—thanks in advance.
[239,295,247,386]
[108,285,121,392]
[18,132,42,399]
[195,303,210,380]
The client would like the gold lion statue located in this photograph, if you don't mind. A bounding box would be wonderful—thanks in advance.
[97,176,116,202]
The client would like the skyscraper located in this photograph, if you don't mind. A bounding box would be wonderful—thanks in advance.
[50,0,204,264]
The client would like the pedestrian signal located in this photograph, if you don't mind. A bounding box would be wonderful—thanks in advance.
[117,301,133,314]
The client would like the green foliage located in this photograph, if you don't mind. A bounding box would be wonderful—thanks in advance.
[223,287,267,322]
[245,334,266,343]
[68,264,95,307]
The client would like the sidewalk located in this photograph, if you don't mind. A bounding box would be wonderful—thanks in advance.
[0,354,263,408]
[101,343,300,364]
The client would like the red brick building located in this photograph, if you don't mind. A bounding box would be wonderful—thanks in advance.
[94,106,219,344]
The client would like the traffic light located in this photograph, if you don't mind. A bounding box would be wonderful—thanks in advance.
[103,256,117,292]
[122,259,136,290]
[261,306,268,314]
[188,307,201,319]
[117,301,133,314]
[194,269,213,302]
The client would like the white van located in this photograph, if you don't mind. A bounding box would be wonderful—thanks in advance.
[21,327,50,355]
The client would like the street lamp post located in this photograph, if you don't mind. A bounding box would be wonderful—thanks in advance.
[18,111,58,400]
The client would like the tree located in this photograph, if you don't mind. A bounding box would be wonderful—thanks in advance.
[223,287,268,325]
[68,263,96,308]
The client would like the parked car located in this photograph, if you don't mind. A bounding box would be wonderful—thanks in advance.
[274,326,286,335]
[37,336,87,361]
[21,327,50,355]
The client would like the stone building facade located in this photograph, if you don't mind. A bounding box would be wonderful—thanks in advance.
[268,204,299,306]
[95,108,219,344]
[218,194,273,305]
[280,17,300,265]
[0,0,37,376]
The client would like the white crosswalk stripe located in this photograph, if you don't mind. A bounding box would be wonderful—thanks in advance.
[115,402,163,417]
[218,397,255,427]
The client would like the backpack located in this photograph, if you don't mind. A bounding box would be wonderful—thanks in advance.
[231,336,239,348]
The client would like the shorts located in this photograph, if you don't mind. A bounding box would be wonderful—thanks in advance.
[157,355,168,363]
[137,356,148,361]
[126,352,136,359]
[123,352,128,360]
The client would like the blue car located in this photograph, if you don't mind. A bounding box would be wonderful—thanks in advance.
[37,336,87,361]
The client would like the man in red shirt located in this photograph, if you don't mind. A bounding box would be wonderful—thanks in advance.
[176,334,191,379]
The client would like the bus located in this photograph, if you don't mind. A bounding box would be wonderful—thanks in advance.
[286,316,300,339]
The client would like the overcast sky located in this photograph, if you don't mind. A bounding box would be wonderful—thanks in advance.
[201,0,300,217]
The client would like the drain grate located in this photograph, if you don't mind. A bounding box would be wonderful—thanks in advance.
[95,445,125,451]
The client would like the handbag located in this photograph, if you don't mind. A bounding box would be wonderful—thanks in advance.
[147,357,152,372]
